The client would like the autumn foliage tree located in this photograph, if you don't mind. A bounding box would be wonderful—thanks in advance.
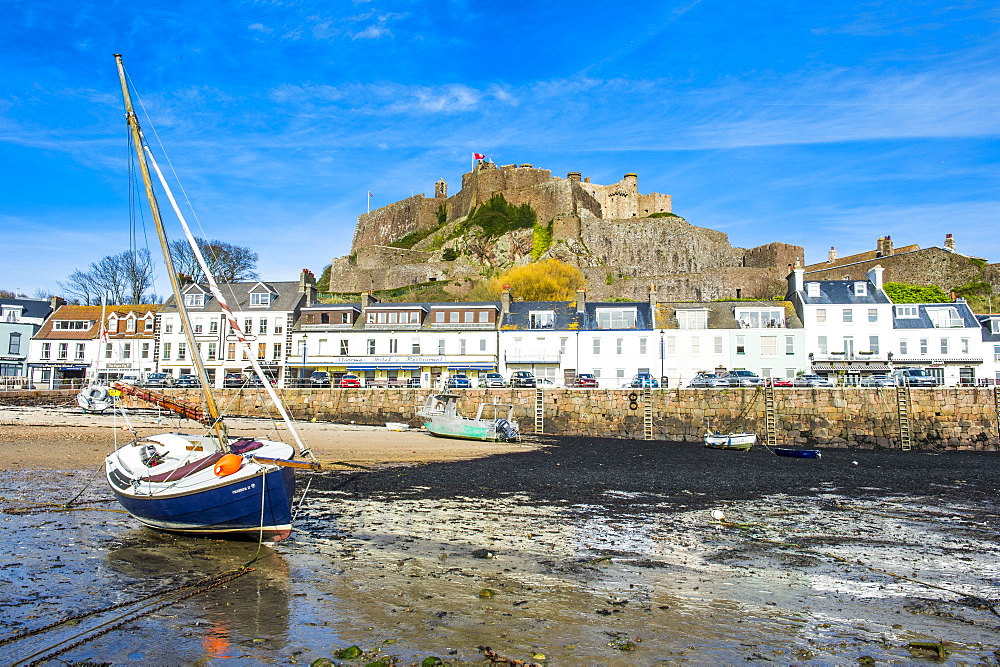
[487,259,585,301]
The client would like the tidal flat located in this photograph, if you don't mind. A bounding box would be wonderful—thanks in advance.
[1,440,999,665]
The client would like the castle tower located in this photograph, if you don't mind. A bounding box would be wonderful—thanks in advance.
[884,235,893,256]
[944,233,956,252]
[435,179,447,199]
[828,246,837,263]
[567,172,581,182]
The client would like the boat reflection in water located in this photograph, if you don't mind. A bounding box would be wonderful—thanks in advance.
[103,529,291,662]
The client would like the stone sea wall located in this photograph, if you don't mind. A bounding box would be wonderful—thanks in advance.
[6,388,998,451]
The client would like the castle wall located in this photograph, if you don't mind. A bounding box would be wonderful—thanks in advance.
[805,247,997,292]
[744,242,804,272]
[351,195,442,252]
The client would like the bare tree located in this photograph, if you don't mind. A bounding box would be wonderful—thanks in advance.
[59,250,158,305]
[169,238,259,284]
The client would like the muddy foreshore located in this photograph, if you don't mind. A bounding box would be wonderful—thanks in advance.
[1,404,1000,665]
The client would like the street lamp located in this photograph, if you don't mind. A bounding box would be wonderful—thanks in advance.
[659,329,665,385]
[300,338,307,386]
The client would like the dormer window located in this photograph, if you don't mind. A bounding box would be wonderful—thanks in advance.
[806,283,820,297]
[927,307,964,328]
[896,305,919,318]
[854,282,867,297]
[596,307,637,329]
[676,309,708,330]
[250,292,271,306]
[125,317,136,333]
[185,293,205,307]
[529,311,555,329]
[2,307,22,323]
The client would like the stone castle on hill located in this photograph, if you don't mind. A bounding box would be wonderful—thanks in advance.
[329,161,803,302]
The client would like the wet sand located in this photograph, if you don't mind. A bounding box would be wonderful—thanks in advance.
[0,405,539,470]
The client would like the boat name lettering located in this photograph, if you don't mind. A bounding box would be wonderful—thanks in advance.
[231,482,257,495]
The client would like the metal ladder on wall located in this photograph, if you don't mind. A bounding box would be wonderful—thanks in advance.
[534,388,544,434]
[994,386,1000,448]
[763,381,778,447]
[896,384,913,451]
[643,386,654,440]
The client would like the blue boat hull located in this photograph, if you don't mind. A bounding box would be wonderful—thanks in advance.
[774,448,822,459]
[112,466,296,541]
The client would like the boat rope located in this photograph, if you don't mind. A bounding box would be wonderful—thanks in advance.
[2,566,255,663]
[60,463,106,508]
[715,386,761,434]
[291,472,316,523]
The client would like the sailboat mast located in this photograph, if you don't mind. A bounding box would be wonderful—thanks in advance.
[113,54,228,444]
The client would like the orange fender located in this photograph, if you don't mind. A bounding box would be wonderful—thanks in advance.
[213,453,243,477]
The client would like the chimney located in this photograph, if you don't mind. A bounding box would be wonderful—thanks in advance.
[649,283,657,307]
[49,296,66,310]
[828,246,837,263]
[788,265,804,294]
[576,289,587,314]
[883,235,893,256]
[944,233,956,252]
[361,292,378,309]
[500,285,511,315]
[298,269,316,307]
[866,264,884,291]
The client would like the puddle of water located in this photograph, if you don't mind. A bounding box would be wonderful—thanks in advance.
[1,469,999,664]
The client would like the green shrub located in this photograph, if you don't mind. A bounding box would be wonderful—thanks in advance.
[883,282,949,303]
[531,221,554,260]
[454,194,536,240]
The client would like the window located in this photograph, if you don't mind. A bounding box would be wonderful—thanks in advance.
[478,311,490,323]
[761,336,777,356]
[714,337,723,354]
[463,311,474,323]
[842,309,853,323]
[184,293,205,307]
[460,339,467,355]
[273,343,282,359]
[961,338,969,354]
[868,309,878,323]
[927,307,964,328]
[735,309,784,328]
[854,282,867,297]
[274,317,284,334]
[53,320,90,330]
[367,339,375,354]
[593,338,601,355]
[560,338,568,354]
[250,292,271,306]
[438,339,445,355]
[74,343,85,360]
[207,342,217,360]
[596,308,637,329]
[104,343,112,359]
[164,320,174,333]
[816,309,826,323]
[919,338,928,355]
[868,336,879,354]
[616,337,623,355]
[817,336,827,354]
[122,342,132,358]
[529,311,555,329]
[899,339,908,355]
[58,343,68,360]
[389,339,398,354]
[691,337,700,354]
[639,337,647,355]
[735,335,745,355]
[227,343,236,360]
[41,342,50,359]
[761,368,772,378]
[244,318,253,334]
[388,312,398,324]
[676,310,708,329]
[142,342,150,359]
[177,343,186,361]
[125,318,136,333]
[412,339,420,354]
[7,333,20,355]
[785,336,794,354]
[340,340,349,355]
[194,318,203,334]
[163,343,172,360]
[480,338,487,352]
[258,343,266,359]
[940,338,949,354]
[434,311,444,323]
[667,337,676,355]
[806,283,820,297]
[896,305,919,318]
[449,312,459,323]
[210,319,218,333]
[259,318,267,335]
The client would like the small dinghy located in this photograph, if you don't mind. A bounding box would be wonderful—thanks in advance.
[704,432,756,451]
[774,447,821,459]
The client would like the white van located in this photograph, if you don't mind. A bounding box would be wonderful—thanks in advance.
[118,372,143,385]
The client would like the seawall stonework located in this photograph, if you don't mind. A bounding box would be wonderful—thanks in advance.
[6,388,997,450]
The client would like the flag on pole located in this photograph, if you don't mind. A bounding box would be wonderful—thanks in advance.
[473,153,486,160]
[368,191,373,197]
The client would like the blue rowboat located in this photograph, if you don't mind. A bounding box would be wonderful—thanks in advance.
[774,447,822,459]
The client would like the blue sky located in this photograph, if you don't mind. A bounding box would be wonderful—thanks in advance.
[1,0,997,297]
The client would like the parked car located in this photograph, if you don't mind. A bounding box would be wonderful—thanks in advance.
[509,371,537,388]
[478,372,506,388]
[688,373,729,388]
[247,375,276,387]
[892,368,939,387]
[118,372,142,385]
[767,377,794,387]
[630,372,659,388]
[310,371,331,387]
[339,373,362,388]
[793,375,835,388]
[573,373,599,388]
[143,372,173,388]
[860,375,895,387]
[445,374,473,389]
[174,374,201,388]
[223,372,247,388]
[721,370,763,387]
